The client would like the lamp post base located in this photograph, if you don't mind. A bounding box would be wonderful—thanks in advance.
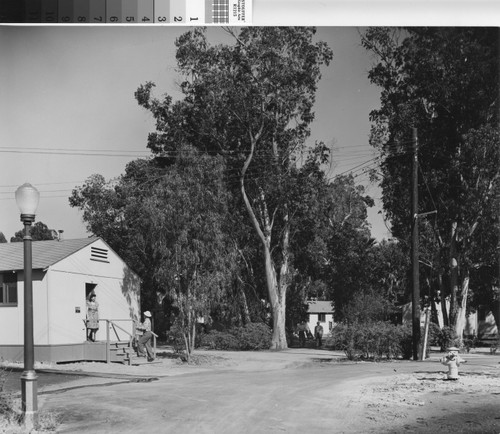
[21,370,38,430]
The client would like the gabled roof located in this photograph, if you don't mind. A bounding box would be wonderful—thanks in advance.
[0,237,98,272]
[307,300,334,313]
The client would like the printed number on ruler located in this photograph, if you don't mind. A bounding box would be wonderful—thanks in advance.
[0,0,252,23]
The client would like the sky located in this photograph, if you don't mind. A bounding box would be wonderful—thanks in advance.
[0,26,390,242]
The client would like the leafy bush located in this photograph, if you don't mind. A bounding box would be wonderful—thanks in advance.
[166,322,187,354]
[198,330,240,350]
[199,323,272,351]
[463,335,478,353]
[328,321,416,360]
[437,326,460,351]
[231,323,272,350]
[428,322,442,346]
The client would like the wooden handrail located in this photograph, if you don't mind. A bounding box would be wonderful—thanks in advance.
[85,318,157,364]
[109,321,133,339]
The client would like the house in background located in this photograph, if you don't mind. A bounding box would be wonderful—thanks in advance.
[307,300,335,336]
[0,237,141,363]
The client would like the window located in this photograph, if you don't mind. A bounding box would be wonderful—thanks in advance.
[0,273,18,306]
[318,313,326,322]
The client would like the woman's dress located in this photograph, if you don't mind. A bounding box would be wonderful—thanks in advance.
[86,301,99,330]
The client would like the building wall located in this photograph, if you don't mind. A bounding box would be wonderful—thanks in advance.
[307,313,334,337]
[46,239,140,345]
[0,239,140,351]
[0,270,47,347]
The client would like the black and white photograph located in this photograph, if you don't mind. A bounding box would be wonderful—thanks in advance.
[0,5,499,433]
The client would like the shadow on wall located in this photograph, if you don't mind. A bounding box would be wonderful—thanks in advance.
[121,266,141,323]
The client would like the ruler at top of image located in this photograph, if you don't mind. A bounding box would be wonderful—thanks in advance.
[0,0,251,24]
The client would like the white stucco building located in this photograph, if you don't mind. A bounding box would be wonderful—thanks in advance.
[0,237,141,363]
[307,300,335,336]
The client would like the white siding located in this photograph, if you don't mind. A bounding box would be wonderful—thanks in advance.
[307,313,334,337]
[0,270,48,346]
[46,239,140,345]
[0,239,140,347]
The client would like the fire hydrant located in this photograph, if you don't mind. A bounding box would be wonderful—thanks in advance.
[440,346,465,380]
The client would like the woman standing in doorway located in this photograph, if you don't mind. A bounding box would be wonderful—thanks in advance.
[86,293,99,342]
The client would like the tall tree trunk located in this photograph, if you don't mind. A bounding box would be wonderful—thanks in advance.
[438,272,449,327]
[491,299,500,337]
[239,128,288,350]
[263,242,288,349]
[449,222,459,326]
[454,273,469,344]
[238,279,251,325]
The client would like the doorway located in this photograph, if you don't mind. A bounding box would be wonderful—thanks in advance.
[86,283,97,300]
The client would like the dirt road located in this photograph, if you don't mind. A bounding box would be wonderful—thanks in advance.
[35,350,500,433]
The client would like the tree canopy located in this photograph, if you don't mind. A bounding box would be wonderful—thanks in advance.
[361,27,500,337]
[10,221,58,242]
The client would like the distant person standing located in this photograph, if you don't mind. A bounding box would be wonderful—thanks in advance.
[297,321,310,348]
[314,322,324,348]
[86,293,99,342]
[136,311,155,362]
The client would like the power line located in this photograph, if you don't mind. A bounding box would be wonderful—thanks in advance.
[0,149,150,158]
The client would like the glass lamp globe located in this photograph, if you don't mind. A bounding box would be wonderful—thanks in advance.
[15,183,40,218]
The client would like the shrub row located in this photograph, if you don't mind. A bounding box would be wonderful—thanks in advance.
[198,322,272,351]
[326,321,414,360]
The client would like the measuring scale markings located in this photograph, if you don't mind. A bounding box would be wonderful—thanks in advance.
[58,0,74,22]
[0,0,250,23]
[137,0,154,23]
[89,0,106,23]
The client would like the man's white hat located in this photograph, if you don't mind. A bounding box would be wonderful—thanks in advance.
[144,311,152,317]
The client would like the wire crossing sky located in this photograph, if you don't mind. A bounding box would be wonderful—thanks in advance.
[0,26,389,241]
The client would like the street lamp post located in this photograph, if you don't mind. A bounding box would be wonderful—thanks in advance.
[15,183,40,430]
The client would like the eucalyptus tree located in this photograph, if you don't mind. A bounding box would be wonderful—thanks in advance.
[70,148,237,357]
[361,27,499,339]
[135,27,332,349]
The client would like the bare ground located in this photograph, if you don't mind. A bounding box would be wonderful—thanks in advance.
[2,348,500,433]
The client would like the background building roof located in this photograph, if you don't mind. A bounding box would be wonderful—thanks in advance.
[307,300,334,313]
[0,237,98,272]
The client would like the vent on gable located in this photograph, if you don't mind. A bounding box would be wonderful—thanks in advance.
[90,246,109,263]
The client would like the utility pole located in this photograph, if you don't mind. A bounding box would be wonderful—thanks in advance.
[411,127,421,361]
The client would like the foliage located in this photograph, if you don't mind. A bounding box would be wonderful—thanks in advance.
[462,335,479,353]
[0,232,6,243]
[135,27,333,350]
[0,366,17,424]
[231,322,273,350]
[427,321,442,346]
[436,326,460,352]
[199,323,272,351]
[10,221,58,242]
[199,330,240,351]
[341,289,396,324]
[328,321,410,360]
[138,147,235,360]
[167,320,191,354]
[0,366,60,433]
[361,27,500,336]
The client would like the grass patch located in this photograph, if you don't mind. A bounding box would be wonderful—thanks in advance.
[1,365,61,433]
